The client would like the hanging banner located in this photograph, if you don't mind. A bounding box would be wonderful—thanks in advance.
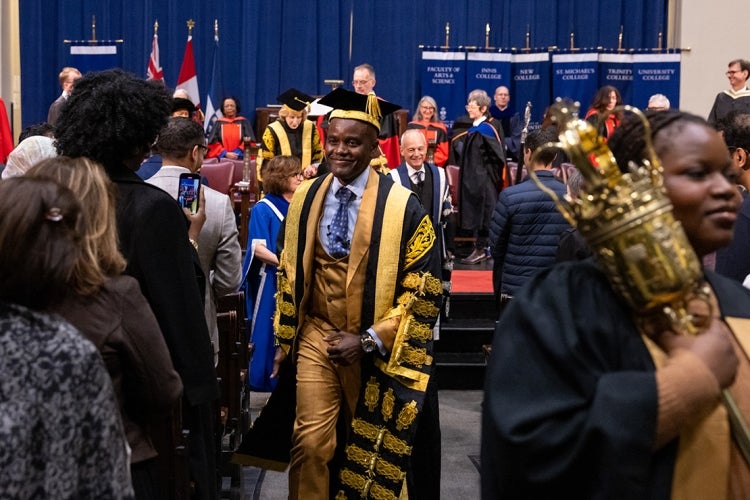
[67,43,121,73]
[420,50,466,131]
[632,53,681,109]
[598,52,634,105]
[466,52,512,100]
[552,52,599,109]
[511,52,551,130]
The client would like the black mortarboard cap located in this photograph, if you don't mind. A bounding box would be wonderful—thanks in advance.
[172,97,196,115]
[317,88,401,131]
[276,88,314,112]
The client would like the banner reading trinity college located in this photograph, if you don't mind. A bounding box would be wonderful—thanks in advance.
[420,50,466,131]
[598,52,634,105]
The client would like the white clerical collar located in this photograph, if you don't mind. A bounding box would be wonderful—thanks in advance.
[473,116,487,127]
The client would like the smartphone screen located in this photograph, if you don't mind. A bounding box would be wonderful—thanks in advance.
[178,173,201,214]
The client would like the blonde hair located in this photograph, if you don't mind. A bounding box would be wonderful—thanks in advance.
[26,156,126,295]
[278,105,308,121]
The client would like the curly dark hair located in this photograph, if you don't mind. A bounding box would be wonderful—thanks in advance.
[589,85,622,113]
[18,122,55,143]
[155,117,205,159]
[54,68,171,173]
[608,109,709,173]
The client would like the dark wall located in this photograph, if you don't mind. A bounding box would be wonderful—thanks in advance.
[20,0,665,128]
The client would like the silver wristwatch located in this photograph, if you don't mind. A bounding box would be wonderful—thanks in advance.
[360,332,377,353]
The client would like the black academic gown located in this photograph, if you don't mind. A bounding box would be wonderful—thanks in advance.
[108,168,219,500]
[481,258,750,499]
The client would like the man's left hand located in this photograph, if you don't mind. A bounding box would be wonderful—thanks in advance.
[324,331,364,366]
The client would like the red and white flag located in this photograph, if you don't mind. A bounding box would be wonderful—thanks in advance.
[176,35,200,110]
[146,32,164,82]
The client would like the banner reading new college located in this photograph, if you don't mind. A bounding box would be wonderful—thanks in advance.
[421,50,466,131]
[552,52,599,110]
[466,52,512,101]
[511,52,551,130]
[632,53,681,109]
[67,43,121,73]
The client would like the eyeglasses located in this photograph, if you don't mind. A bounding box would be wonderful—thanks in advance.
[727,70,743,76]
[194,144,209,153]
[465,104,480,110]
[352,79,371,86]
[420,105,435,110]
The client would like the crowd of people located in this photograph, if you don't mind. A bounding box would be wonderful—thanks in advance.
[2,56,750,500]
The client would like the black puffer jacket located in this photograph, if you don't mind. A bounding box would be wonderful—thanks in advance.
[489,170,571,295]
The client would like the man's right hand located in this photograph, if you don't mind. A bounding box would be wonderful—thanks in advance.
[270,347,287,379]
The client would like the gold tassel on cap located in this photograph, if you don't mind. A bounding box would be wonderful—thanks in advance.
[366,91,382,124]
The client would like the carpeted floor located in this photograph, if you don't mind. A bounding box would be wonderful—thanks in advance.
[451,269,493,294]
[240,390,482,499]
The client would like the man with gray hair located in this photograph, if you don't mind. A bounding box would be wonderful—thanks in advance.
[646,93,670,111]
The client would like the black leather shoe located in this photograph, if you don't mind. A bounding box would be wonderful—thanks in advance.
[460,248,488,265]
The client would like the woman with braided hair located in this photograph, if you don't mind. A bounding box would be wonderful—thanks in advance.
[482,109,750,498]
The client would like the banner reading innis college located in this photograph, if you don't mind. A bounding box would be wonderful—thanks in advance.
[465,52,512,102]
[420,50,466,131]
[631,53,681,109]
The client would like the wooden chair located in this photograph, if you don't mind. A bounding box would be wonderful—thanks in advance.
[201,161,235,195]
[215,291,251,498]
[445,164,460,210]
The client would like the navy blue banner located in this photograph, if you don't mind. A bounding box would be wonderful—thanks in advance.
[511,52,551,130]
[632,53,681,110]
[466,52,512,103]
[598,53,634,105]
[552,52,599,110]
[67,44,121,74]
[420,51,467,131]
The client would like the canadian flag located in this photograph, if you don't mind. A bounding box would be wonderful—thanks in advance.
[176,35,200,110]
[146,32,164,82]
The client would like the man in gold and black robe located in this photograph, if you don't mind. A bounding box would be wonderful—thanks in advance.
[273,88,443,500]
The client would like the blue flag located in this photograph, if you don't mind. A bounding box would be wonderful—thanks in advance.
[203,32,223,137]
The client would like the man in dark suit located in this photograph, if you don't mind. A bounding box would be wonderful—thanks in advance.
[47,67,80,126]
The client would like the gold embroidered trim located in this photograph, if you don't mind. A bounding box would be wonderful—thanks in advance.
[396,401,418,431]
[277,300,296,317]
[364,377,379,412]
[351,418,413,456]
[401,272,443,296]
[339,469,399,500]
[397,293,440,318]
[403,215,436,270]
[394,344,433,368]
[345,445,406,483]
[277,274,292,294]
[335,491,347,500]
[275,324,296,340]
[405,319,432,343]
[382,389,395,421]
